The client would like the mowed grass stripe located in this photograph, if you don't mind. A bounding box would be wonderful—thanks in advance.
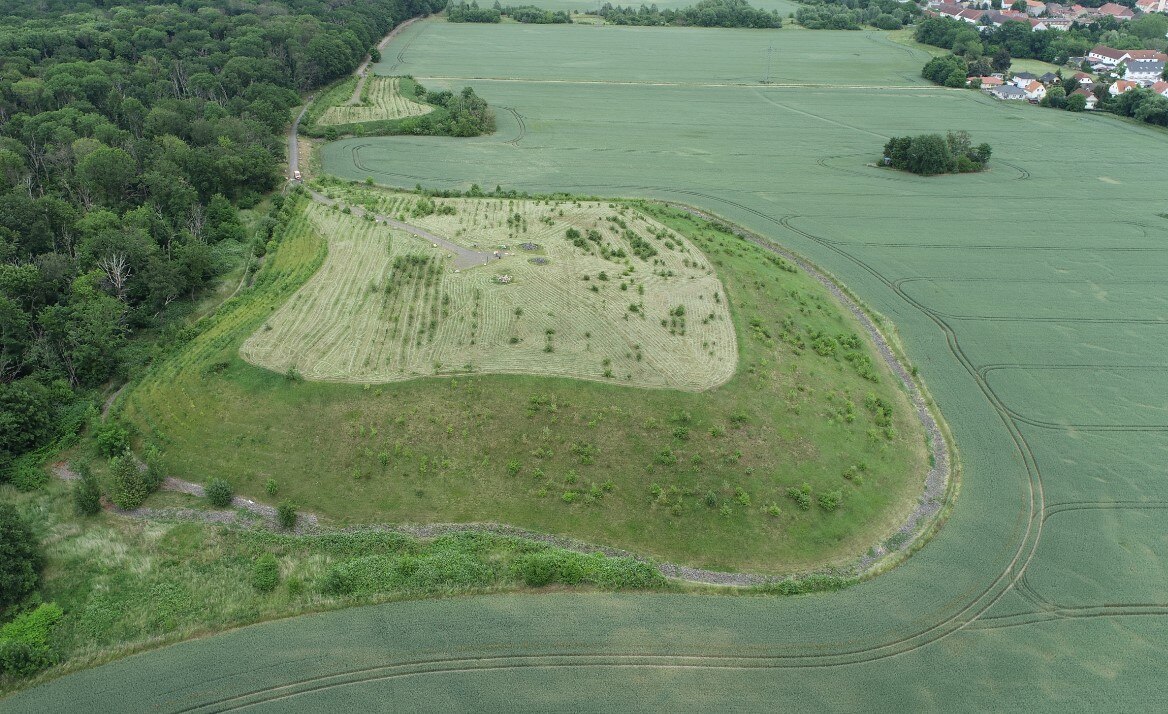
[243,195,735,389]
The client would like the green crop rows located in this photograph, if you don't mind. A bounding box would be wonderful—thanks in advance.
[7,20,1168,711]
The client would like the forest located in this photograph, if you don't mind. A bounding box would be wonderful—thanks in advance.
[0,0,446,483]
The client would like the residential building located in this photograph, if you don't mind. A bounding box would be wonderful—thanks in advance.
[1153,80,1168,98]
[990,84,1028,100]
[1012,71,1038,87]
[1039,72,1059,86]
[1135,0,1168,12]
[1024,0,1046,15]
[1095,2,1135,18]
[1109,80,1139,95]
[1024,80,1047,100]
[1125,60,1166,84]
[1070,88,1098,109]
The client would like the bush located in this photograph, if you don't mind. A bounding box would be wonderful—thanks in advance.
[818,489,843,512]
[8,460,47,491]
[0,603,62,677]
[277,501,298,529]
[265,478,279,496]
[0,504,42,611]
[518,552,558,587]
[108,454,152,509]
[72,462,102,516]
[786,483,812,511]
[252,553,280,592]
[94,420,131,458]
[205,478,234,508]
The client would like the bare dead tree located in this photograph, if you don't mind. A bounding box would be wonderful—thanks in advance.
[187,203,206,241]
[97,253,132,300]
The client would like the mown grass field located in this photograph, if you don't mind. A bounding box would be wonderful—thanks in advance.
[317,77,431,126]
[241,195,736,389]
[120,189,926,575]
[10,19,1168,711]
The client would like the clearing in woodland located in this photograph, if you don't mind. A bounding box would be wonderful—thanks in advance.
[240,194,736,389]
[317,76,431,126]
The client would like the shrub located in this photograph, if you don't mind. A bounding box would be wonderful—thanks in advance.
[0,504,42,611]
[786,483,812,511]
[9,461,47,491]
[94,420,131,458]
[205,478,234,508]
[518,552,557,587]
[277,501,298,529]
[108,454,152,510]
[0,603,62,677]
[72,462,102,516]
[265,478,279,496]
[252,553,280,592]
[818,489,843,512]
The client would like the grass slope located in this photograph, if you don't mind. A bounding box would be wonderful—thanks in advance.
[0,481,663,693]
[240,195,736,389]
[121,192,926,575]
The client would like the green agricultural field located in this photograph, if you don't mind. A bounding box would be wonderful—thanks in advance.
[240,196,737,389]
[317,76,431,126]
[9,18,1168,711]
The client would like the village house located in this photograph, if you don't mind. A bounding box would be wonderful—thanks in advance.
[1125,60,1167,85]
[1109,79,1139,96]
[1135,0,1168,11]
[1088,46,1168,70]
[1024,0,1046,15]
[1012,71,1038,87]
[975,76,1005,88]
[1024,80,1047,101]
[1153,80,1168,98]
[990,84,1028,100]
[1094,2,1135,18]
[1070,88,1098,109]
[1039,72,1059,86]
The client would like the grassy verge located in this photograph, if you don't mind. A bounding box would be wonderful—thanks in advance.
[116,186,928,575]
[0,480,665,694]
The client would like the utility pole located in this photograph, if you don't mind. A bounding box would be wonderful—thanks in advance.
[764,45,776,84]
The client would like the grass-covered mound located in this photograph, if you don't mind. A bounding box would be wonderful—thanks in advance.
[118,189,927,575]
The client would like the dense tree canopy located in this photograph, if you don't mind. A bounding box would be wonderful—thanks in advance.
[883,132,992,175]
[591,0,783,28]
[0,503,42,612]
[0,0,445,476]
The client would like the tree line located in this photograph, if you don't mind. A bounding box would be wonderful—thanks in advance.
[794,0,921,32]
[588,0,783,29]
[0,0,446,480]
[446,2,571,23]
